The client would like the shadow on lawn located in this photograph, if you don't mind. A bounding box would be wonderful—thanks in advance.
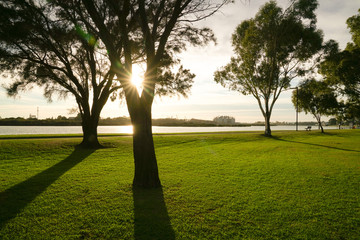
[271,136,360,153]
[0,147,94,230]
[133,187,175,240]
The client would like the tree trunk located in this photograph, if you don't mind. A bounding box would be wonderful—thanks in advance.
[131,105,161,188]
[264,114,272,136]
[80,116,102,149]
[319,121,324,133]
[315,114,324,133]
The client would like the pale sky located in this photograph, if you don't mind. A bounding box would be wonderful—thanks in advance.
[1,0,359,123]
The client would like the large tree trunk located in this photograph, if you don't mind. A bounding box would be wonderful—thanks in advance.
[131,105,161,188]
[264,113,272,136]
[77,90,110,149]
[121,61,161,188]
[80,115,102,149]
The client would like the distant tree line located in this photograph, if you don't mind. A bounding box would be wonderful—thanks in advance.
[0,115,338,127]
[0,117,82,126]
[213,116,236,125]
[0,116,248,127]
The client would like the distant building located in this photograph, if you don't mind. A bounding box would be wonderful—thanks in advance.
[29,114,37,119]
[213,116,236,125]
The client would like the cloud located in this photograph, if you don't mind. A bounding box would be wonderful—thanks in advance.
[316,0,357,49]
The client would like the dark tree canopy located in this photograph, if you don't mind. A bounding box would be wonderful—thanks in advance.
[214,0,324,136]
[47,0,230,187]
[292,79,338,133]
[0,0,230,187]
[319,9,360,122]
[0,0,122,148]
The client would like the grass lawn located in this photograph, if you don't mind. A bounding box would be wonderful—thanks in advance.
[0,130,359,239]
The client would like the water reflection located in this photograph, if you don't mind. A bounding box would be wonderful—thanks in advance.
[104,125,133,134]
[0,125,339,135]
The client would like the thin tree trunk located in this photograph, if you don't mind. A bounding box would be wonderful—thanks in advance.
[318,121,324,133]
[131,105,161,188]
[314,114,324,133]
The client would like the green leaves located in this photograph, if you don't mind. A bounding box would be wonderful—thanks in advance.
[292,0,318,24]
[319,9,360,121]
[156,65,195,98]
[214,0,324,135]
[292,79,338,117]
[215,0,323,108]
[346,9,360,47]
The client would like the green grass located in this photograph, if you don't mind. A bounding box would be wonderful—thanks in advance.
[0,130,359,239]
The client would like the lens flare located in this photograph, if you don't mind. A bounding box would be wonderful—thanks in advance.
[131,64,144,95]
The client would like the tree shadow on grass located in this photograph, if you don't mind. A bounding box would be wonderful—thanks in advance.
[0,146,95,230]
[133,186,175,240]
[271,136,360,153]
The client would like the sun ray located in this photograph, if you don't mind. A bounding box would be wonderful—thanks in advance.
[131,64,144,95]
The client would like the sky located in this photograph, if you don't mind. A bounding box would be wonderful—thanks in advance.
[0,0,359,123]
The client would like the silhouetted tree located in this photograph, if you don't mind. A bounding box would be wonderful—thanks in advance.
[70,0,230,187]
[214,0,324,136]
[320,9,360,122]
[0,1,121,148]
[292,79,338,133]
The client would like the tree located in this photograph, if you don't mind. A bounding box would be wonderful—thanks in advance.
[65,0,230,187]
[328,117,337,126]
[292,79,338,133]
[213,116,235,125]
[319,9,360,122]
[214,0,324,136]
[0,1,121,148]
[335,100,360,126]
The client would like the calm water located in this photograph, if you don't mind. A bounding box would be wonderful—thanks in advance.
[0,125,338,135]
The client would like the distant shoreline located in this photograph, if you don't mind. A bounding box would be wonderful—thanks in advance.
[0,117,247,127]
[0,122,253,127]
[0,117,319,127]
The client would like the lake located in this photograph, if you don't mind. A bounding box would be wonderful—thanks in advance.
[0,125,338,135]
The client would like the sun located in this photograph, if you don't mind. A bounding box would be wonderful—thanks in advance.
[131,64,144,94]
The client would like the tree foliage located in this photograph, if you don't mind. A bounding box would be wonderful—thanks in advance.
[46,0,230,187]
[319,9,360,121]
[214,0,324,136]
[292,79,338,133]
[0,0,121,148]
[0,0,230,187]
